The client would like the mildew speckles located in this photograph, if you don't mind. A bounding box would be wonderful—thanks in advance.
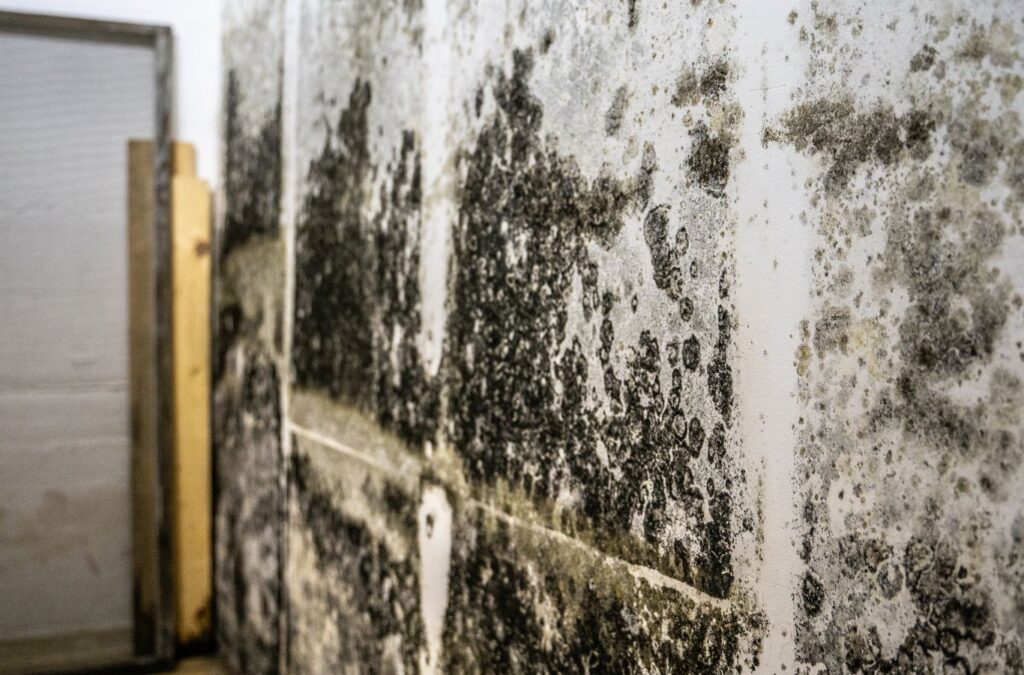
[775,5,1024,672]
[287,437,423,672]
[604,85,629,136]
[813,306,851,356]
[442,507,760,673]
[221,69,282,258]
[448,48,744,598]
[291,81,437,448]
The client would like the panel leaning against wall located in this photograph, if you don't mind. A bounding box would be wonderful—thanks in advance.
[217,0,1024,672]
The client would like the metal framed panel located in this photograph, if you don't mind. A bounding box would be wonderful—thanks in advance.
[0,10,176,671]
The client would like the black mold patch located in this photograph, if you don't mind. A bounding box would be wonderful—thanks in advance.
[222,69,282,258]
[764,97,935,191]
[688,122,732,197]
[214,343,282,674]
[625,0,639,30]
[448,49,738,597]
[707,306,734,425]
[291,81,438,448]
[604,85,629,136]
[644,205,677,292]
[287,450,422,672]
[372,131,440,446]
[442,508,754,673]
[292,80,374,405]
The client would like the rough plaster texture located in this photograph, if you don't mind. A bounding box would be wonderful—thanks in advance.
[215,0,1024,672]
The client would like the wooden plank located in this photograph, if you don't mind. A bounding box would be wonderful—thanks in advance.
[170,141,213,647]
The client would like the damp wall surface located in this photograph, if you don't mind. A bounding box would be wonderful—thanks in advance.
[214,0,1024,672]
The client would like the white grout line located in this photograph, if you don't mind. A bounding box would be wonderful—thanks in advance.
[469,498,735,612]
[288,421,403,478]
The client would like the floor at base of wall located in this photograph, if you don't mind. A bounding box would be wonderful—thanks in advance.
[0,631,226,675]
[171,656,228,674]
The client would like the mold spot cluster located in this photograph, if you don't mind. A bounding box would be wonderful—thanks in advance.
[671,59,730,107]
[291,80,437,448]
[764,96,934,192]
[448,49,739,597]
[222,69,283,257]
[643,205,699,321]
[779,17,1024,674]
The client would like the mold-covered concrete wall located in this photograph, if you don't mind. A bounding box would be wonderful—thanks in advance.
[216,0,1024,672]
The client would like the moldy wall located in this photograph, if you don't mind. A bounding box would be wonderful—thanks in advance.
[215,0,1024,672]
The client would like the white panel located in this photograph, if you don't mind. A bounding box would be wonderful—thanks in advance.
[0,29,154,641]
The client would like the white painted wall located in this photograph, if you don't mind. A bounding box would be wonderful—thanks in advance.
[0,0,223,187]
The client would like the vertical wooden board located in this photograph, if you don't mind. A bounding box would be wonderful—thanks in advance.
[170,142,213,646]
[127,139,161,653]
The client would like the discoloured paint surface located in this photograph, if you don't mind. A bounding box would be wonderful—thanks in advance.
[216,0,1024,671]
[215,2,286,672]
[286,435,423,672]
[443,505,755,673]
[767,1,1024,671]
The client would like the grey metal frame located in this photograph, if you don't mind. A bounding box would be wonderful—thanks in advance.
[0,10,176,670]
